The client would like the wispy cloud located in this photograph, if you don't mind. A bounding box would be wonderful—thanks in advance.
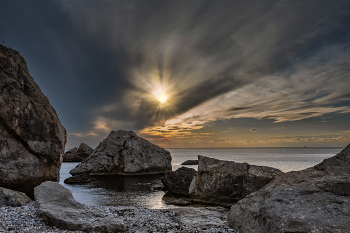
[140,45,350,136]
[56,0,350,148]
[60,1,350,131]
[68,132,97,137]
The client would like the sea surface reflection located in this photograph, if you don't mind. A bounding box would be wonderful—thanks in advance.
[60,163,172,209]
[60,147,342,208]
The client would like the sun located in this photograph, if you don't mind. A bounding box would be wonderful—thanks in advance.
[153,89,168,104]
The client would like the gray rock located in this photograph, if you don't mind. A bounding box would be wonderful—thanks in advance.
[77,142,94,160]
[181,159,199,165]
[63,147,81,162]
[0,187,31,207]
[0,45,66,198]
[169,206,231,230]
[70,130,172,176]
[193,155,283,206]
[66,147,77,154]
[162,167,197,196]
[63,143,94,162]
[34,181,125,232]
[228,144,350,233]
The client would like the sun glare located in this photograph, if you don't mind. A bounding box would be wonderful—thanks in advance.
[153,89,168,104]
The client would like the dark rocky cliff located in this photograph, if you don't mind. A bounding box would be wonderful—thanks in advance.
[0,45,66,198]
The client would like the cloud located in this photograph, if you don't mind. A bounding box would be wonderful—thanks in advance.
[139,43,350,136]
[59,0,350,132]
[269,127,284,131]
[68,132,97,137]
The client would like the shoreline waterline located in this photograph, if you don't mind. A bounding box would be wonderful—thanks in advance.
[60,147,342,208]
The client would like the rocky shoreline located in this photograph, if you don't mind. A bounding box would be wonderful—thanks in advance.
[0,201,236,233]
[1,45,350,232]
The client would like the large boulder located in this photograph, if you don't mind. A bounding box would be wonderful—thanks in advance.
[0,45,66,198]
[192,155,283,206]
[228,144,350,233]
[0,187,31,207]
[161,167,197,196]
[34,181,125,232]
[162,156,282,207]
[63,143,94,162]
[70,130,172,176]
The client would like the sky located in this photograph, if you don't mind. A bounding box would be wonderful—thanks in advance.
[1,0,350,149]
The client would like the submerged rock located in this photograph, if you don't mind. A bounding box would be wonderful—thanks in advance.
[34,181,125,232]
[70,130,172,176]
[0,45,66,198]
[228,144,350,233]
[162,167,197,196]
[0,187,31,207]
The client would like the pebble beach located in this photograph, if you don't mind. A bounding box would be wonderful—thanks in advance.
[0,202,236,233]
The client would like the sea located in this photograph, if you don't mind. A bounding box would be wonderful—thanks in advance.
[60,147,343,209]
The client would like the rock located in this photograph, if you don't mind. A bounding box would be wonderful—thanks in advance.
[161,167,197,196]
[181,159,199,165]
[0,45,66,199]
[66,147,77,154]
[0,187,31,207]
[63,143,94,162]
[162,156,281,207]
[193,155,283,206]
[62,148,82,162]
[168,206,231,230]
[34,181,125,232]
[76,142,94,160]
[228,144,350,233]
[70,130,172,176]
[64,174,96,184]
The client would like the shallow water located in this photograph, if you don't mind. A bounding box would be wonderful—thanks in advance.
[60,163,173,209]
[60,147,343,208]
[170,147,342,172]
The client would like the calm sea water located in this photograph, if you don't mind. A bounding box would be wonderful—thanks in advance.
[60,147,343,209]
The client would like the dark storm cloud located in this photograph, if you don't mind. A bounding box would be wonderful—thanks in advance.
[61,0,349,129]
[1,0,350,144]
[0,0,130,131]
